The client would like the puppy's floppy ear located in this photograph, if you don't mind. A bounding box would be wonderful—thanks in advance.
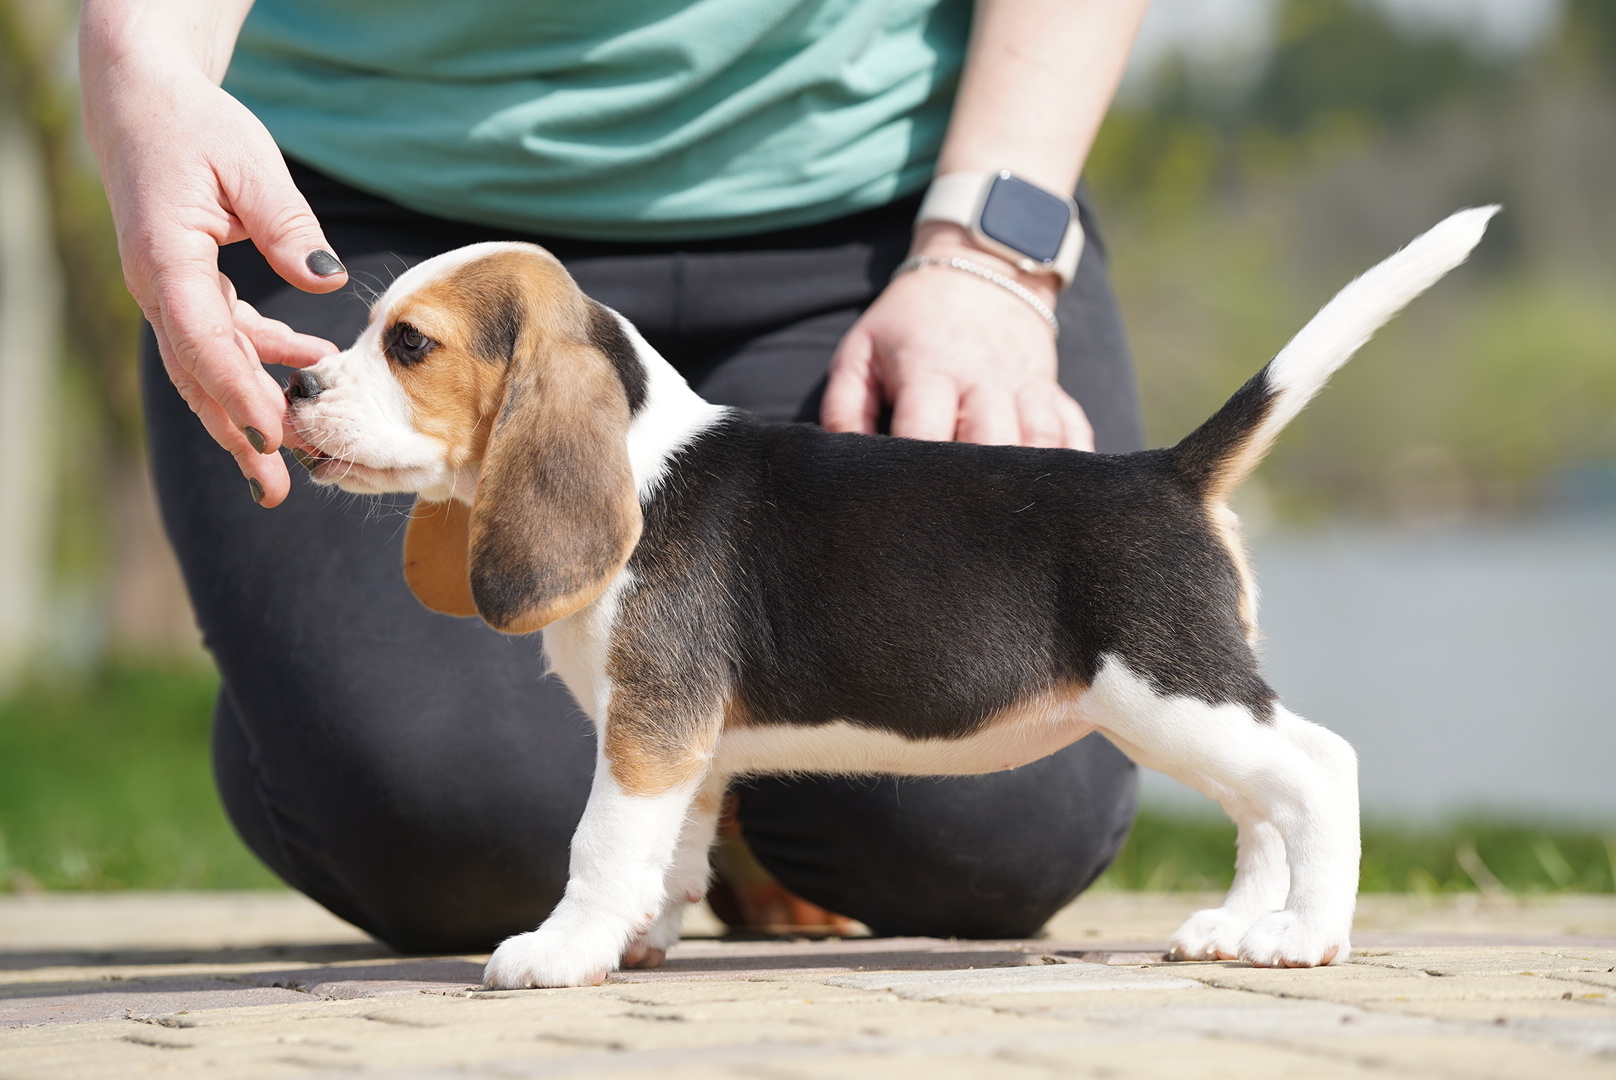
[467,306,642,634]
[403,498,478,618]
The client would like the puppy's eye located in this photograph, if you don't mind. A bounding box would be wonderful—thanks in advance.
[386,323,436,366]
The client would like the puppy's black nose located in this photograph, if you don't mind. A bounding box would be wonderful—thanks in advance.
[286,370,323,401]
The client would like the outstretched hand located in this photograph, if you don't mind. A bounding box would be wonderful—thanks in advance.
[84,55,347,507]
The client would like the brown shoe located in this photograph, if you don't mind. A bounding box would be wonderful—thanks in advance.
[705,794,859,937]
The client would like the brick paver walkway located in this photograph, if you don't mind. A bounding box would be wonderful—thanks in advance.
[3,891,1613,1078]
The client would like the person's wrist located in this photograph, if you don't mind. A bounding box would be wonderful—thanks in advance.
[86,48,214,103]
[82,53,213,163]
[909,222,1062,306]
[80,1,237,85]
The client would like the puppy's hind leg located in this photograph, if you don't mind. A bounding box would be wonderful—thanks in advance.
[1234,705,1360,967]
[1087,657,1359,968]
[483,706,721,990]
[1167,813,1288,961]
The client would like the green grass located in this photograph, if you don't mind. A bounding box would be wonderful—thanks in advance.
[0,664,279,891]
[2,665,1613,896]
[1097,810,1616,894]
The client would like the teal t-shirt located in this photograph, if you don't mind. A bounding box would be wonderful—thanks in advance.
[225,0,968,241]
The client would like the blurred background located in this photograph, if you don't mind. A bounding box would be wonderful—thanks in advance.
[1,0,1613,898]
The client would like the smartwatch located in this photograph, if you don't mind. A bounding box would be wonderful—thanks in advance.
[916,171,1084,288]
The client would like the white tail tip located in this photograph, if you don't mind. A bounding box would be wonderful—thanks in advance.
[1420,204,1501,268]
[1266,204,1500,403]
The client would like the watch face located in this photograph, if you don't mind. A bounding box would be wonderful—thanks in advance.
[978,173,1071,265]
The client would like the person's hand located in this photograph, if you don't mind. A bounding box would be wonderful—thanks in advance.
[83,53,348,507]
[821,223,1093,450]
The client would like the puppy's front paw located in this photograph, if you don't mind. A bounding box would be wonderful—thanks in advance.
[1167,906,1268,961]
[1236,910,1349,968]
[483,929,613,989]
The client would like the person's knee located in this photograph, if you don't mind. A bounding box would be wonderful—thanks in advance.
[257,786,575,954]
[213,697,577,953]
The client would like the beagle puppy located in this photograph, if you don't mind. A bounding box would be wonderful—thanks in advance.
[287,207,1497,988]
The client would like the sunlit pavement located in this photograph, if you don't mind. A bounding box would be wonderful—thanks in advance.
[3,891,1614,1078]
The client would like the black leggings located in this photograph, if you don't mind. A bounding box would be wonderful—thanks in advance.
[143,162,1145,953]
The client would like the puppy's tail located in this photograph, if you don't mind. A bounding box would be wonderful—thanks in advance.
[1171,206,1498,503]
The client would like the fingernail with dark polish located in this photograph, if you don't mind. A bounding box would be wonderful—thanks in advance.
[306,249,346,277]
[243,426,268,454]
[290,447,316,470]
[248,478,265,504]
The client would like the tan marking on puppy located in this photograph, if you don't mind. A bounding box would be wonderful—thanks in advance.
[1208,503,1260,645]
[722,695,759,729]
[403,498,477,617]
[692,784,725,817]
[383,247,643,633]
[387,252,565,472]
[599,513,734,796]
[1190,413,1264,646]
[1203,428,1270,510]
[962,679,1093,770]
[712,679,1095,779]
[605,700,722,797]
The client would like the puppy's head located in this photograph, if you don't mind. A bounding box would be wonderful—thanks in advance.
[288,242,644,634]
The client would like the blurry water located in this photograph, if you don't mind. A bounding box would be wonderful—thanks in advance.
[1136,519,1616,822]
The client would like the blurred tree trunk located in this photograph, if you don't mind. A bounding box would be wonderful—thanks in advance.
[0,0,202,668]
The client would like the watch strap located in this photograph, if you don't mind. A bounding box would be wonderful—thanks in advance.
[916,172,988,232]
[916,171,1084,288]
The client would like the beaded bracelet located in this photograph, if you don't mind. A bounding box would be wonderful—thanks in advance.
[890,254,1060,339]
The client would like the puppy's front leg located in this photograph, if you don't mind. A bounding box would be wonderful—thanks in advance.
[483,708,720,989]
[623,774,726,970]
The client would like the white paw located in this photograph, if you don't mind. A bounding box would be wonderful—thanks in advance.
[1167,906,1268,961]
[1237,909,1350,968]
[483,928,617,989]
